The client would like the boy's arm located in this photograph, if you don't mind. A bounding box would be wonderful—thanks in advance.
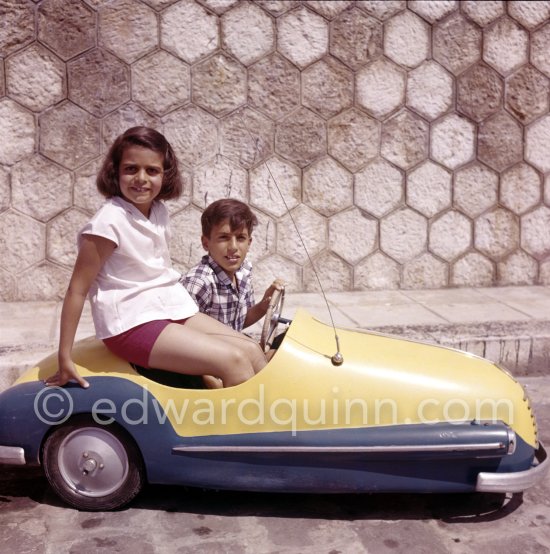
[243,279,284,328]
[181,272,213,314]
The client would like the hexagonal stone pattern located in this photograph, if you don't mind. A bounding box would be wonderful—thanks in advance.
[407,161,452,218]
[275,107,326,168]
[47,209,89,267]
[161,0,218,64]
[357,1,406,21]
[132,51,190,116]
[192,54,246,117]
[0,211,45,273]
[100,103,160,153]
[505,65,549,124]
[39,102,100,170]
[302,58,353,119]
[526,115,550,173]
[170,206,204,270]
[500,163,541,215]
[220,108,274,169]
[402,253,448,289]
[354,251,400,290]
[303,252,351,293]
[11,155,72,222]
[330,7,382,70]
[0,99,35,165]
[74,159,104,215]
[381,110,428,170]
[357,59,406,119]
[508,1,550,30]
[303,157,353,217]
[278,6,328,69]
[355,159,404,218]
[532,23,550,78]
[98,0,158,63]
[16,262,70,301]
[478,111,523,172]
[248,54,300,121]
[380,208,427,263]
[5,44,66,112]
[461,1,504,27]
[3,1,550,299]
[222,2,274,66]
[192,156,248,209]
[407,61,453,121]
[521,206,550,259]
[433,12,481,75]
[328,109,379,173]
[498,251,538,286]
[483,18,528,76]
[385,11,429,69]
[0,0,35,57]
[329,207,377,265]
[451,252,494,287]
[247,210,276,263]
[250,156,301,218]
[454,163,498,218]
[0,166,9,213]
[38,0,96,61]
[457,64,502,123]
[253,253,302,294]
[464,261,492,288]
[277,204,326,265]
[68,49,130,117]
[475,208,519,260]
[409,1,457,23]
[429,211,471,261]
[307,1,352,19]
[431,114,475,170]
[163,106,218,168]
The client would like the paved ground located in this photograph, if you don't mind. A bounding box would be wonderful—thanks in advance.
[1,287,550,552]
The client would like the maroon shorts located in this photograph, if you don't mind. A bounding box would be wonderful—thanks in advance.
[103,319,187,368]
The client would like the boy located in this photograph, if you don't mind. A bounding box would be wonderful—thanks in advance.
[182,198,283,332]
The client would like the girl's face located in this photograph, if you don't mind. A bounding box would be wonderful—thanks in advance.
[118,145,164,217]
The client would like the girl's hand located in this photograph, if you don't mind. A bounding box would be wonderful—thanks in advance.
[45,360,89,388]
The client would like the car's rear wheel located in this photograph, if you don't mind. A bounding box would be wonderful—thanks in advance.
[42,415,144,511]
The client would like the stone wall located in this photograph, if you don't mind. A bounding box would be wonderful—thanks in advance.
[0,0,549,300]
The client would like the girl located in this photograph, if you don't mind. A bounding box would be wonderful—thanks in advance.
[46,127,266,389]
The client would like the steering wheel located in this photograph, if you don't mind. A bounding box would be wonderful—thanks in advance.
[260,287,286,352]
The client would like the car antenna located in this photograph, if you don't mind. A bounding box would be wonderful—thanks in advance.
[239,114,343,366]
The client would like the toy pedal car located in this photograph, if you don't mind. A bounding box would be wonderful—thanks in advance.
[0,292,547,511]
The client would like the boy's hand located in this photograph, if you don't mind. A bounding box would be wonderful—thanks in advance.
[260,279,285,312]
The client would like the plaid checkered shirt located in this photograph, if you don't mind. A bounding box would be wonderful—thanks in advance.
[181,254,255,331]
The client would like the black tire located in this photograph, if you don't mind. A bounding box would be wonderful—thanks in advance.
[42,415,144,511]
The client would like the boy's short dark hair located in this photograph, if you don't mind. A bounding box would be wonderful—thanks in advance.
[96,126,182,201]
[201,199,258,238]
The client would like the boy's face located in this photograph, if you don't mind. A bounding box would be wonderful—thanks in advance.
[202,219,252,280]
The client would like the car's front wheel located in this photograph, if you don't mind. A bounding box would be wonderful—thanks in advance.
[42,415,144,511]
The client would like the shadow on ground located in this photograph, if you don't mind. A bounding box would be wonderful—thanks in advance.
[0,465,522,523]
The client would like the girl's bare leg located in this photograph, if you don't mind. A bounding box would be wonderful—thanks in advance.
[148,313,266,387]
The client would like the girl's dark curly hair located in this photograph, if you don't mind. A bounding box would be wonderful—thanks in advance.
[96,126,182,200]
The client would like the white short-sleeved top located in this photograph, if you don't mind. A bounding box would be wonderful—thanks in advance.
[79,196,198,339]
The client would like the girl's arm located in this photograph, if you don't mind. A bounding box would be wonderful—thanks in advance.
[45,235,116,388]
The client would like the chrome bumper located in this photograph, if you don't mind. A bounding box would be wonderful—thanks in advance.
[476,441,549,493]
[0,445,26,465]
